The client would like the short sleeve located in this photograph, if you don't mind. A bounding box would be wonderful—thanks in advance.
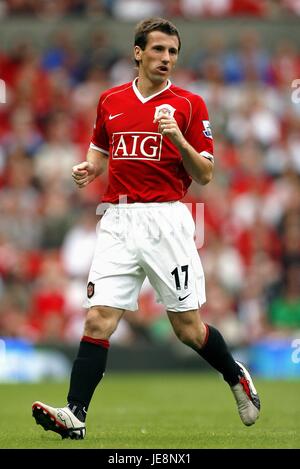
[185,96,214,158]
[90,94,109,154]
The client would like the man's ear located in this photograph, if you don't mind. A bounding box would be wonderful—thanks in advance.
[134,46,142,64]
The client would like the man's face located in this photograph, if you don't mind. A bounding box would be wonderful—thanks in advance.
[134,31,179,84]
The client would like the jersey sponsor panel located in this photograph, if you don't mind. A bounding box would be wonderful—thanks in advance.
[112,132,162,160]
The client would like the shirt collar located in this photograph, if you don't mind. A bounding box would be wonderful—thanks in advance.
[132,77,171,103]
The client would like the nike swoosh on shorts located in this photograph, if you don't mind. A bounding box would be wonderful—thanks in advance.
[178,293,191,301]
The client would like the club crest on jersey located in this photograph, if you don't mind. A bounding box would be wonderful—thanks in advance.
[154,104,176,120]
[202,120,213,139]
[87,281,95,298]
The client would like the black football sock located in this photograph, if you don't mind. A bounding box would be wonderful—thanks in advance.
[67,336,109,422]
[196,324,240,386]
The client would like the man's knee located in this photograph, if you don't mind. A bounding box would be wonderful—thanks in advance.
[84,305,124,339]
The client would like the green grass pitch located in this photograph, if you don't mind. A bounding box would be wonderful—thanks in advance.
[0,373,299,449]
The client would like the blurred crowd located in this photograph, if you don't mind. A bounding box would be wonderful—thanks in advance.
[0,0,300,20]
[0,20,300,348]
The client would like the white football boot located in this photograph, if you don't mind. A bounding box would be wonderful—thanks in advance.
[32,401,86,439]
[231,361,260,426]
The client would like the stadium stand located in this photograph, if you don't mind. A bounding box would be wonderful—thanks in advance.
[0,9,300,361]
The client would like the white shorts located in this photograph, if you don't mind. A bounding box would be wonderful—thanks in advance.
[83,201,206,312]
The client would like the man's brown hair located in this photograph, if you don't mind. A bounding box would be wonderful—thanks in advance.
[134,17,181,66]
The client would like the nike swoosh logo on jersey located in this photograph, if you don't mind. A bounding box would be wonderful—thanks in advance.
[178,293,191,301]
[109,113,124,120]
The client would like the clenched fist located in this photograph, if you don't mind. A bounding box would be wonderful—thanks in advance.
[72,161,96,188]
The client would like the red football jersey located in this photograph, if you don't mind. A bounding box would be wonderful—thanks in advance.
[91,79,214,203]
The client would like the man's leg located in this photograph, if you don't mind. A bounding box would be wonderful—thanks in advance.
[167,309,260,426]
[32,305,124,439]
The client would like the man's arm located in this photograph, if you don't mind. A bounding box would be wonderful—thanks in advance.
[72,148,108,188]
[155,115,214,185]
[175,139,213,185]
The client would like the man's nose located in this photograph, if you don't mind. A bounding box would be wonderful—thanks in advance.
[161,52,170,63]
